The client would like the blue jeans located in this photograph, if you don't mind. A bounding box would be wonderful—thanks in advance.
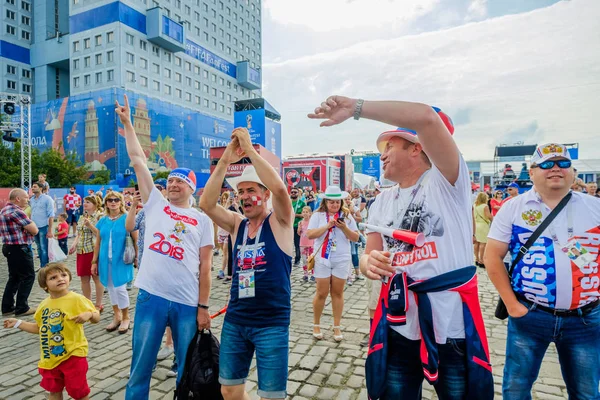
[125,289,197,400]
[351,242,359,268]
[219,321,288,399]
[382,328,467,400]
[34,226,49,267]
[504,299,600,400]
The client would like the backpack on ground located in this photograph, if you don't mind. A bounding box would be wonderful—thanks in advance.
[174,330,223,400]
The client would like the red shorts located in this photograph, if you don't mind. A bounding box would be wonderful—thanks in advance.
[39,356,90,399]
[76,252,94,277]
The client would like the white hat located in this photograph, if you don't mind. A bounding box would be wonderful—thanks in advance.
[319,186,349,200]
[226,166,266,192]
[531,143,571,165]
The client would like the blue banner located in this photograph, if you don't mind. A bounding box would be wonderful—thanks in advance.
[234,109,266,145]
[186,40,236,78]
[362,155,380,180]
[162,16,184,44]
[265,118,282,160]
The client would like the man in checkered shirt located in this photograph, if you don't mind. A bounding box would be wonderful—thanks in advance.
[1,188,39,316]
[63,186,82,238]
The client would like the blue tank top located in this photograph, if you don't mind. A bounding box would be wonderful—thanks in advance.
[226,214,292,327]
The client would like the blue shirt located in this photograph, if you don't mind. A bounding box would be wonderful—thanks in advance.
[96,215,133,287]
[30,194,55,228]
[226,214,292,327]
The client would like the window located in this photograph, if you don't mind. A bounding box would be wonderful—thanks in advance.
[139,40,147,51]
[202,70,208,79]
[219,104,224,113]
[6,25,15,35]
[219,91,224,99]
[164,51,172,62]
[226,81,231,89]
[194,81,200,90]
[107,50,114,62]
[84,56,90,67]
[203,32,209,42]
[194,65,200,74]
[6,10,15,19]
[6,65,16,74]
[212,101,217,110]
[127,71,135,82]
[195,96,201,104]
[152,46,159,56]
[95,35,102,46]
[21,0,30,11]
[175,72,181,82]
[140,76,148,87]
[84,74,90,85]
[95,72,102,84]
[95,53,102,65]
[127,52,134,64]
[126,33,134,45]
[164,84,172,95]
[7,80,16,90]
[6,0,15,5]
[175,88,182,98]
[175,56,182,66]
[21,16,30,26]
[153,63,159,73]
[73,77,80,88]
[153,80,160,91]
[107,31,114,43]
[227,94,231,101]
[107,70,114,81]
[227,107,232,115]
[73,41,80,52]
[84,38,90,49]
[211,74,216,83]
[219,77,224,86]
[203,99,209,107]
[185,77,191,86]
[211,88,217,96]
[185,62,191,71]
[164,68,171,78]
[140,58,147,69]
[203,84,208,93]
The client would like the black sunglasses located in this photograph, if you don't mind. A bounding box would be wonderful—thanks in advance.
[532,160,572,170]
[105,198,121,203]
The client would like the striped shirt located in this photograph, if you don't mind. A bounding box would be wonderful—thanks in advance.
[0,203,35,245]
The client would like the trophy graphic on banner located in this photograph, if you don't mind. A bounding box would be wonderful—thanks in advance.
[246,114,252,129]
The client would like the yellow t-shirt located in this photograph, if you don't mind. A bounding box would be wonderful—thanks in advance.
[34,292,96,370]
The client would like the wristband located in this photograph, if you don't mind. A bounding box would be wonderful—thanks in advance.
[353,99,364,120]
[14,319,22,329]
[198,303,209,310]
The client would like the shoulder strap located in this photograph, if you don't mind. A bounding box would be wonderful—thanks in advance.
[507,192,572,278]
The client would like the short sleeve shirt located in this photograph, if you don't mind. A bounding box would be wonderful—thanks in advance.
[488,189,600,310]
[0,203,35,245]
[367,157,473,343]
[63,194,81,211]
[134,188,214,307]
[307,211,358,265]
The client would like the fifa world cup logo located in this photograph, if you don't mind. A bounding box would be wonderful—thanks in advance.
[246,114,252,129]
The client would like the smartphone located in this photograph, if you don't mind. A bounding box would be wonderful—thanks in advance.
[337,218,344,223]
[134,184,139,191]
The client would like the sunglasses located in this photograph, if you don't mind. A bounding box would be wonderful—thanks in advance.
[532,160,572,170]
[105,198,121,203]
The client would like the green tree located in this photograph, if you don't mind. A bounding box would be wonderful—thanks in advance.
[0,141,22,187]
[88,169,111,185]
[153,171,170,181]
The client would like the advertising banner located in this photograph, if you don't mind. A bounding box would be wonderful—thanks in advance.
[344,154,354,192]
[264,118,282,160]
[362,155,380,181]
[282,159,329,192]
[233,109,266,146]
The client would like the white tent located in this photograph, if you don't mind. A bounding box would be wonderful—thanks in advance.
[353,173,376,189]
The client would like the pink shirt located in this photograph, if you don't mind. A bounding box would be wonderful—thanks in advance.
[298,220,314,247]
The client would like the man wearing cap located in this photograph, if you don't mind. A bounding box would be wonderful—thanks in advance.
[309,96,493,399]
[200,127,293,400]
[115,95,214,400]
[485,143,600,399]
[504,182,520,203]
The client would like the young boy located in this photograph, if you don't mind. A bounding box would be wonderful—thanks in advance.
[3,263,99,400]
[56,213,69,255]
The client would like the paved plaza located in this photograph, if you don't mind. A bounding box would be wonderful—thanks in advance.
[0,244,571,400]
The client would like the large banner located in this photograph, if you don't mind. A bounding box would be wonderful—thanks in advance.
[362,155,381,181]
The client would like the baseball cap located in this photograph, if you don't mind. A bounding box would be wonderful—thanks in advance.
[507,183,519,189]
[376,106,455,153]
[531,143,571,165]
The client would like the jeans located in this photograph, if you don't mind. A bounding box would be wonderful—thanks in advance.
[1,244,35,314]
[33,225,49,267]
[293,228,301,264]
[351,242,359,267]
[219,321,289,399]
[504,299,600,400]
[58,238,68,256]
[125,289,197,400]
[382,328,467,400]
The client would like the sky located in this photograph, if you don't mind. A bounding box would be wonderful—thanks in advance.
[260,0,600,160]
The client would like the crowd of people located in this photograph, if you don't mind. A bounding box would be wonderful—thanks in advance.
[0,94,598,400]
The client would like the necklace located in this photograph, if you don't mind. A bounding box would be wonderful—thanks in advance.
[108,213,121,221]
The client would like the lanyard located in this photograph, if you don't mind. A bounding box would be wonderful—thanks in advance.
[395,170,431,224]
[238,216,267,269]
[546,202,573,246]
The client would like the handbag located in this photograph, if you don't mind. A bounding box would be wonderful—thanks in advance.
[123,234,136,265]
[495,192,572,320]
[307,240,324,272]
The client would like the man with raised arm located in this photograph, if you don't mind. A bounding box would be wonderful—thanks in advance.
[200,127,293,400]
[115,95,214,400]
[308,96,493,399]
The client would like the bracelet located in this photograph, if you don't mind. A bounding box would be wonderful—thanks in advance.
[353,98,364,120]
[14,319,22,329]
[198,303,209,310]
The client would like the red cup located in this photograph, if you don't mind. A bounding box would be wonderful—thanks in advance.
[391,229,425,247]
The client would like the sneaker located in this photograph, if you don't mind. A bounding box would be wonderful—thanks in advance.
[310,276,316,282]
[213,250,220,256]
[217,270,225,280]
[347,277,353,286]
[157,345,174,361]
[15,308,35,316]
[355,274,364,281]
[167,362,178,378]
[302,275,308,282]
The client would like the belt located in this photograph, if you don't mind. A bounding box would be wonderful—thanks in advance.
[517,294,599,316]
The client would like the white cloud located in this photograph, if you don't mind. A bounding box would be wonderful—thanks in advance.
[263,0,600,160]
[466,0,488,21]
[263,0,440,32]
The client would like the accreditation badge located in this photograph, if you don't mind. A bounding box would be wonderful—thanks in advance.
[238,270,256,299]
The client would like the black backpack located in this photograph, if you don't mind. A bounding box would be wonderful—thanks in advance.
[174,330,223,400]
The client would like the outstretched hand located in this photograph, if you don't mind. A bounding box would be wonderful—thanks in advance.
[307,95,357,127]
[115,94,132,127]
[231,127,254,155]
[221,137,244,165]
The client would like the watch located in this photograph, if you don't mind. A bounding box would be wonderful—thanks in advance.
[353,98,364,120]
[198,303,209,310]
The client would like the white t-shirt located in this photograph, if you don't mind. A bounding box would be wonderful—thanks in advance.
[488,189,600,310]
[135,187,214,307]
[308,211,358,265]
[368,158,473,343]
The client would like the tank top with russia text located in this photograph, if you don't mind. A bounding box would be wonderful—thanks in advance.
[226,214,292,327]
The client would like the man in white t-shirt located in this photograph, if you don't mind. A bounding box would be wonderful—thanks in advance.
[485,143,600,399]
[309,96,493,399]
[115,95,214,400]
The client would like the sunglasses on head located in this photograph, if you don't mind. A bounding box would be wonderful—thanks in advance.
[532,160,572,170]
[105,198,120,203]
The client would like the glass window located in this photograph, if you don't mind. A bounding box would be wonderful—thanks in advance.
[176,88,182,98]
[107,50,114,62]
[164,68,171,78]
[107,70,114,81]
[175,56,182,66]
[127,71,135,82]
[203,99,209,107]
[95,53,102,65]
[84,38,90,48]
[73,41,80,52]
[140,76,148,87]
[95,72,102,83]
[140,40,147,50]
[164,84,172,95]
[107,31,114,43]
[126,33,134,45]
[73,77,79,87]
[127,53,134,64]
[84,56,90,67]
[95,35,102,46]
[84,75,90,85]
[153,80,160,90]
[140,58,147,69]
[72,59,79,69]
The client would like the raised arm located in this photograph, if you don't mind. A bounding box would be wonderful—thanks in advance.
[115,95,154,203]
[125,192,141,232]
[232,128,293,227]
[308,96,460,185]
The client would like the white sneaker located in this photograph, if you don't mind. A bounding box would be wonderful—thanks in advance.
[156,345,174,360]
[166,369,178,378]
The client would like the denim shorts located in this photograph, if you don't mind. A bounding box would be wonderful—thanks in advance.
[219,321,289,399]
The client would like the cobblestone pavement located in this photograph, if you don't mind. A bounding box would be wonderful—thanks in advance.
[0,243,570,399]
